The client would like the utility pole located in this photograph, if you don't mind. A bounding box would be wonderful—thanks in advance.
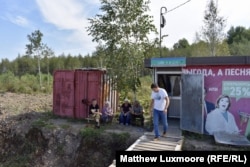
[160,6,167,57]
[159,0,191,57]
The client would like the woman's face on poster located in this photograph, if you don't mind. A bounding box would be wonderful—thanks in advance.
[218,97,229,111]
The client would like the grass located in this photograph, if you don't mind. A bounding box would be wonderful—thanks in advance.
[79,127,104,138]
[31,118,56,129]
[31,119,47,128]
[44,124,57,129]
[60,124,71,129]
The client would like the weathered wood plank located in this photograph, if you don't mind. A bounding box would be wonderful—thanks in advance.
[134,144,175,151]
[145,140,179,146]
[137,142,177,149]
[137,143,177,149]
[133,146,175,151]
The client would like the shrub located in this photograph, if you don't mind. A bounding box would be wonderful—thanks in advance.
[0,72,53,94]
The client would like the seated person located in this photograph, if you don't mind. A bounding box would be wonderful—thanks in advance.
[119,98,132,125]
[89,99,102,128]
[101,101,113,123]
[131,100,144,126]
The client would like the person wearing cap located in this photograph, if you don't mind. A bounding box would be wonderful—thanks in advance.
[131,100,144,126]
[101,101,113,123]
[119,98,132,125]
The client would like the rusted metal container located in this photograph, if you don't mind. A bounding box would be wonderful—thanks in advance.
[74,69,105,119]
[53,70,75,118]
[53,68,118,119]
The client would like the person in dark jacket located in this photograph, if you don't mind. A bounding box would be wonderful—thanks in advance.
[119,98,132,125]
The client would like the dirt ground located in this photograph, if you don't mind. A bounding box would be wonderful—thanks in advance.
[0,93,249,166]
[0,92,52,116]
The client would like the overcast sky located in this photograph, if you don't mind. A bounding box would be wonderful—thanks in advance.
[0,0,250,61]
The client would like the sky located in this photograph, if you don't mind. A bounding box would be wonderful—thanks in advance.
[0,0,250,61]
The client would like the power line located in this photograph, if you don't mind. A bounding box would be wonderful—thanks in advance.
[166,0,191,14]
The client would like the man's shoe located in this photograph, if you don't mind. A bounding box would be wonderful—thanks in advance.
[162,132,167,137]
[153,137,159,141]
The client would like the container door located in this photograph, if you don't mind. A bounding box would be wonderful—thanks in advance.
[180,74,204,134]
[87,71,103,113]
[53,70,75,118]
[75,70,88,119]
[75,70,104,119]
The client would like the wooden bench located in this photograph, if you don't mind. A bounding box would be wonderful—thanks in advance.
[86,116,95,123]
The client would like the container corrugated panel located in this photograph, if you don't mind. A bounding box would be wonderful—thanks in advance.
[53,70,75,118]
[74,70,105,119]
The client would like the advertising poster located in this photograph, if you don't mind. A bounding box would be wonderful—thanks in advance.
[183,65,250,138]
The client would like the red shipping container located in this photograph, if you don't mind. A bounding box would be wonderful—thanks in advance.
[53,68,114,119]
[53,70,75,118]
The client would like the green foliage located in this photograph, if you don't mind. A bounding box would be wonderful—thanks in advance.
[0,71,19,92]
[26,30,45,89]
[229,40,250,56]
[122,75,152,113]
[227,26,250,55]
[26,30,43,55]
[0,53,102,77]
[79,127,103,139]
[0,72,53,94]
[201,0,226,56]
[31,119,47,128]
[59,124,71,129]
[31,118,56,129]
[216,41,230,56]
[110,132,131,149]
[227,26,250,45]
[173,38,190,49]
[87,0,157,95]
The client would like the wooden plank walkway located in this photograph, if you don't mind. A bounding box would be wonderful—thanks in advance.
[109,118,183,167]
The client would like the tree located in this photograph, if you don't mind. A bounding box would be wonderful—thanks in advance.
[227,26,248,45]
[229,40,250,56]
[0,58,10,73]
[191,40,210,57]
[26,30,44,88]
[201,0,226,56]
[226,26,250,55]
[41,44,54,86]
[173,38,189,49]
[87,0,156,98]
[16,55,36,76]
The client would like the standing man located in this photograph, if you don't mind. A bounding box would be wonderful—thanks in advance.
[150,83,170,141]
